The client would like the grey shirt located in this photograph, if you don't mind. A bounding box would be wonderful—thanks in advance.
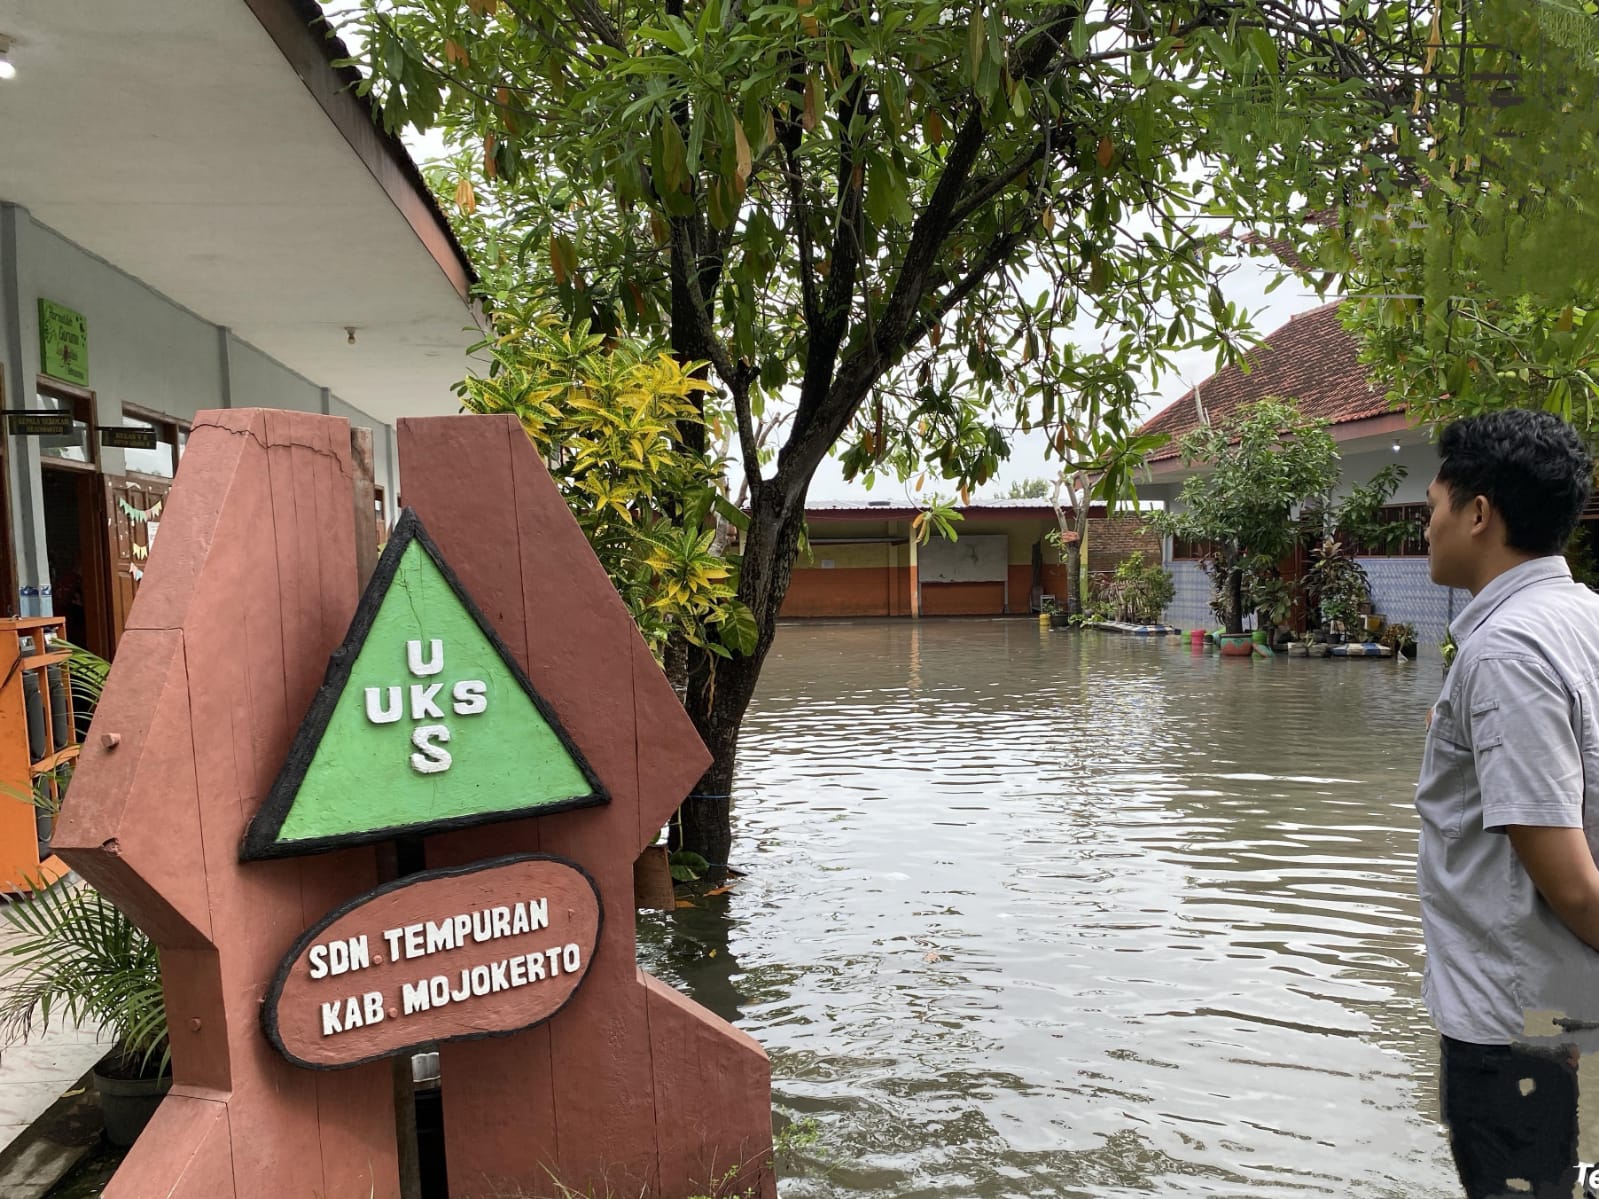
[1416,555,1599,1046]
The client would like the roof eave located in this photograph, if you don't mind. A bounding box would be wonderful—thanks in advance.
[245,0,478,307]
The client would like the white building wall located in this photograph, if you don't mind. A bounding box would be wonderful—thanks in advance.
[0,202,401,614]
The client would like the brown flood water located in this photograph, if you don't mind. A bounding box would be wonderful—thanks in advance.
[637,621,1456,1197]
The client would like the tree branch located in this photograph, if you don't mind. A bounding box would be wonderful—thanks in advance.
[733,383,762,494]
[669,221,737,384]
[566,0,626,51]
[781,142,820,333]
[790,72,873,433]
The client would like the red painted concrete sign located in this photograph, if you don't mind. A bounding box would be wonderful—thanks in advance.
[52,411,774,1199]
[265,855,601,1069]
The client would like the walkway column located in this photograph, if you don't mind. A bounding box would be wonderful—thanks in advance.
[908,523,920,619]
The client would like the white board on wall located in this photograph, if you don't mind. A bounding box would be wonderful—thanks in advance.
[919,534,1008,583]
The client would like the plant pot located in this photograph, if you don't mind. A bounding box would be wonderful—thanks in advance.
[94,1061,172,1148]
[1049,613,1072,629]
[1218,634,1254,657]
[1286,642,1308,657]
[1306,643,1330,658]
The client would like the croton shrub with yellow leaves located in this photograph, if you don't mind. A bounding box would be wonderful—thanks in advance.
[456,306,758,659]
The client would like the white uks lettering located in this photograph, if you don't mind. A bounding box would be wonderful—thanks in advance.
[410,725,451,774]
[452,680,487,715]
[364,686,402,724]
[409,683,444,720]
[358,642,492,774]
[407,639,444,677]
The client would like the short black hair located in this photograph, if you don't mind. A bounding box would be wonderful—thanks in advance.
[1436,409,1594,555]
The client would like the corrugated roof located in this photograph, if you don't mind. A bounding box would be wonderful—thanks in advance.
[804,498,1060,513]
[799,498,1167,518]
[1140,302,1395,461]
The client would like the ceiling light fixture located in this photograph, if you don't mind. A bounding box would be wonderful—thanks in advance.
[0,36,16,81]
[1392,440,1402,454]
[345,326,358,345]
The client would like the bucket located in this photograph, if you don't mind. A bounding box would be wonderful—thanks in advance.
[1189,630,1205,650]
[1251,629,1268,645]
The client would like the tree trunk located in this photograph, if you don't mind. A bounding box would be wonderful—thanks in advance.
[1064,540,1082,618]
[1228,567,1245,635]
[671,484,807,866]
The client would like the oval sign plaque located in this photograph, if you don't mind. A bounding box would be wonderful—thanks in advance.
[264,854,602,1069]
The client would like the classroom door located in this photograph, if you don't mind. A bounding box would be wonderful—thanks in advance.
[103,476,170,653]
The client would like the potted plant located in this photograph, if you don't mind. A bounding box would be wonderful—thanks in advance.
[1104,554,1175,625]
[0,643,169,1148]
[1380,621,1418,661]
[1305,536,1372,647]
[1245,558,1297,648]
[0,878,170,1147]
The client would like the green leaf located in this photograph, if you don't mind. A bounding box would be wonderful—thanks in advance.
[717,599,760,655]
[659,116,688,194]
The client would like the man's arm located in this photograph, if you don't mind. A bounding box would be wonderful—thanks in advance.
[1472,655,1599,948]
[1507,825,1599,953]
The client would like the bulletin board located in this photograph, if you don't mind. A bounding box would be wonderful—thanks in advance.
[918,534,1008,583]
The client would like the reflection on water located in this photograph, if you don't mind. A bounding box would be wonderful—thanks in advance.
[637,621,1454,1197]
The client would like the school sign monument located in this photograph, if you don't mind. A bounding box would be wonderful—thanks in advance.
[52,410,774,1198]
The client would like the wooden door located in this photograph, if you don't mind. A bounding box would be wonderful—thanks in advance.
[103,475,171,654]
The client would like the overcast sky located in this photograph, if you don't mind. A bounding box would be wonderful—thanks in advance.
[801,256,1329,503]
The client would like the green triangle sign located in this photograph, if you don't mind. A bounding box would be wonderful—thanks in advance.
[242,509,608,860]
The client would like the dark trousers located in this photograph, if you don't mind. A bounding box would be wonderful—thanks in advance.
[1440,1034,1580,1199]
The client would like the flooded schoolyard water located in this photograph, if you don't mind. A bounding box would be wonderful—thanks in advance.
[637,620,1454,1197]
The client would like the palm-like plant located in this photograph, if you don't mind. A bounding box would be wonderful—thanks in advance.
[0,641,168,1078]
[0,878,167,1076]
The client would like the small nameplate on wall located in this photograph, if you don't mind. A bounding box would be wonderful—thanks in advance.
[5,411,74,437]
[38,299,89,386]
[98,426,158,450]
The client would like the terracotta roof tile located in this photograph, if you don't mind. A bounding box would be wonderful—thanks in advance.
[1140,302,1395,461]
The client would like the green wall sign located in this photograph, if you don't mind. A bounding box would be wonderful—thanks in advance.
[242,510,609,860]
[38,299,88,386]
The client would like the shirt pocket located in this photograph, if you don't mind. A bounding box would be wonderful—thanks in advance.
[1420,696,1474,839]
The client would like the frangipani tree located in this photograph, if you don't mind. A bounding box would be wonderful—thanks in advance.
[1152,398,1338,634]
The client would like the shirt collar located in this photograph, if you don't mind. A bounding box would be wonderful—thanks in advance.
[1450,555,1573,646]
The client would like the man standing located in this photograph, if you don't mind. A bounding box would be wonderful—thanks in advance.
[1418,408,1599,1198]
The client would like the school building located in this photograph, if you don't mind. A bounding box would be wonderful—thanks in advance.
[1136,302,1458,643]
[0,0,479,660]
[778,500,1161,619]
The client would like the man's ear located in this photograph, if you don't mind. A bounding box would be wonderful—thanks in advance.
[1470,495,1493,535]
